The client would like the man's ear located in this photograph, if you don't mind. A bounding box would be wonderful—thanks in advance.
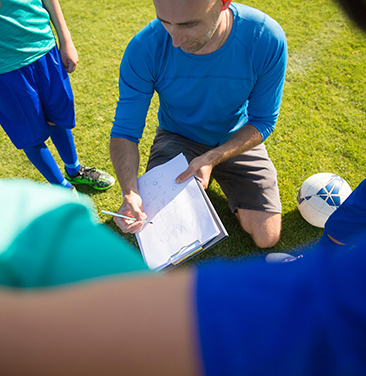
[221,0,232,11]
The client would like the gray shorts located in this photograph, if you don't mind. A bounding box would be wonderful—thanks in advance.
[146,128,281,214]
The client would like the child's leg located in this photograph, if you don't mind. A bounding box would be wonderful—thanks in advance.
[23,143,73,188]
[37,48,114,190]
[50,126,81,176]
[49,125,115,190]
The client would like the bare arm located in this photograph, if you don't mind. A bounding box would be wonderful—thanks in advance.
[176,124,262,189]
[110,137,147,233]
[0,271,201,376]
[42,0,78,73]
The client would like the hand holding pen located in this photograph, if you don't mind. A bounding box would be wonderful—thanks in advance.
[101,210,153,224]
[107,192,150,234]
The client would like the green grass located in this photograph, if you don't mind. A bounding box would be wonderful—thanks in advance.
[1,0,365,264]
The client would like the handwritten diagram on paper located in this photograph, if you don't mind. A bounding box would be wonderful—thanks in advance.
[136,153,219,270]
[152,198,195,243]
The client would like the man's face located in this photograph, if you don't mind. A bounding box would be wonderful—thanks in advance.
[153,0,223,54]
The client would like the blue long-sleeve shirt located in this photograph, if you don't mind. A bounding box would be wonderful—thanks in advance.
[111,3,287,146]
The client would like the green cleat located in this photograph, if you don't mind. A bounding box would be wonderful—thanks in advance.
[65,166,115,190]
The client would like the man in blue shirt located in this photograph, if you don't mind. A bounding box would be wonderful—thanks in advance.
[0,1,365,374]
[110,0,287,248]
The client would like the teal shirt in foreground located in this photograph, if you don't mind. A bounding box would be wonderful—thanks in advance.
[0,0,56,74]
[0,179,151,288]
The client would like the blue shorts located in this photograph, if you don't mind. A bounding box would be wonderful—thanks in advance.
[0,46,75,149]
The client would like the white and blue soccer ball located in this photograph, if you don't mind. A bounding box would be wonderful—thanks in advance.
[297,173,352,228]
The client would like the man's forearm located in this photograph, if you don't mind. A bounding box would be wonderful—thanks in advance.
[204,124,263,168]
[175,124,263,187]
[110,137,140,196]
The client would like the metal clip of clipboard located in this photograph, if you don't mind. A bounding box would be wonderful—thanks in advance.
[169,240,203,266]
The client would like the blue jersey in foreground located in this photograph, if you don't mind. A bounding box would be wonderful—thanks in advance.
[196,237,366,375]
[325,178,366,245]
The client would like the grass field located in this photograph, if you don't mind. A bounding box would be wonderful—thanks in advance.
[1,0,365,264]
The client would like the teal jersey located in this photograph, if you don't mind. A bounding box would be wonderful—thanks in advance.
[0,0,56,74]
[0,179,151,288]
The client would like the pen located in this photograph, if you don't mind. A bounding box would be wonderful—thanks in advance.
[101,210,153,224]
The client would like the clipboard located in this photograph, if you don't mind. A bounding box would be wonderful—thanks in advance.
[135,154,228,271]
[155,180,228,272]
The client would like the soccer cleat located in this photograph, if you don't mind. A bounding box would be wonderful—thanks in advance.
[65,165,115,190]
[265,252,303,264]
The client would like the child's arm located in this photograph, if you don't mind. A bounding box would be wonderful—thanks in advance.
[0,272,199,376]
[42,0,78,73]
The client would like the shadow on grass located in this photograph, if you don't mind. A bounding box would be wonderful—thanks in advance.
[280,209,323,249]
[74,185,106,196]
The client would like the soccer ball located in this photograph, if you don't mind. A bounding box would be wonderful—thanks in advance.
[297,173,352,228]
